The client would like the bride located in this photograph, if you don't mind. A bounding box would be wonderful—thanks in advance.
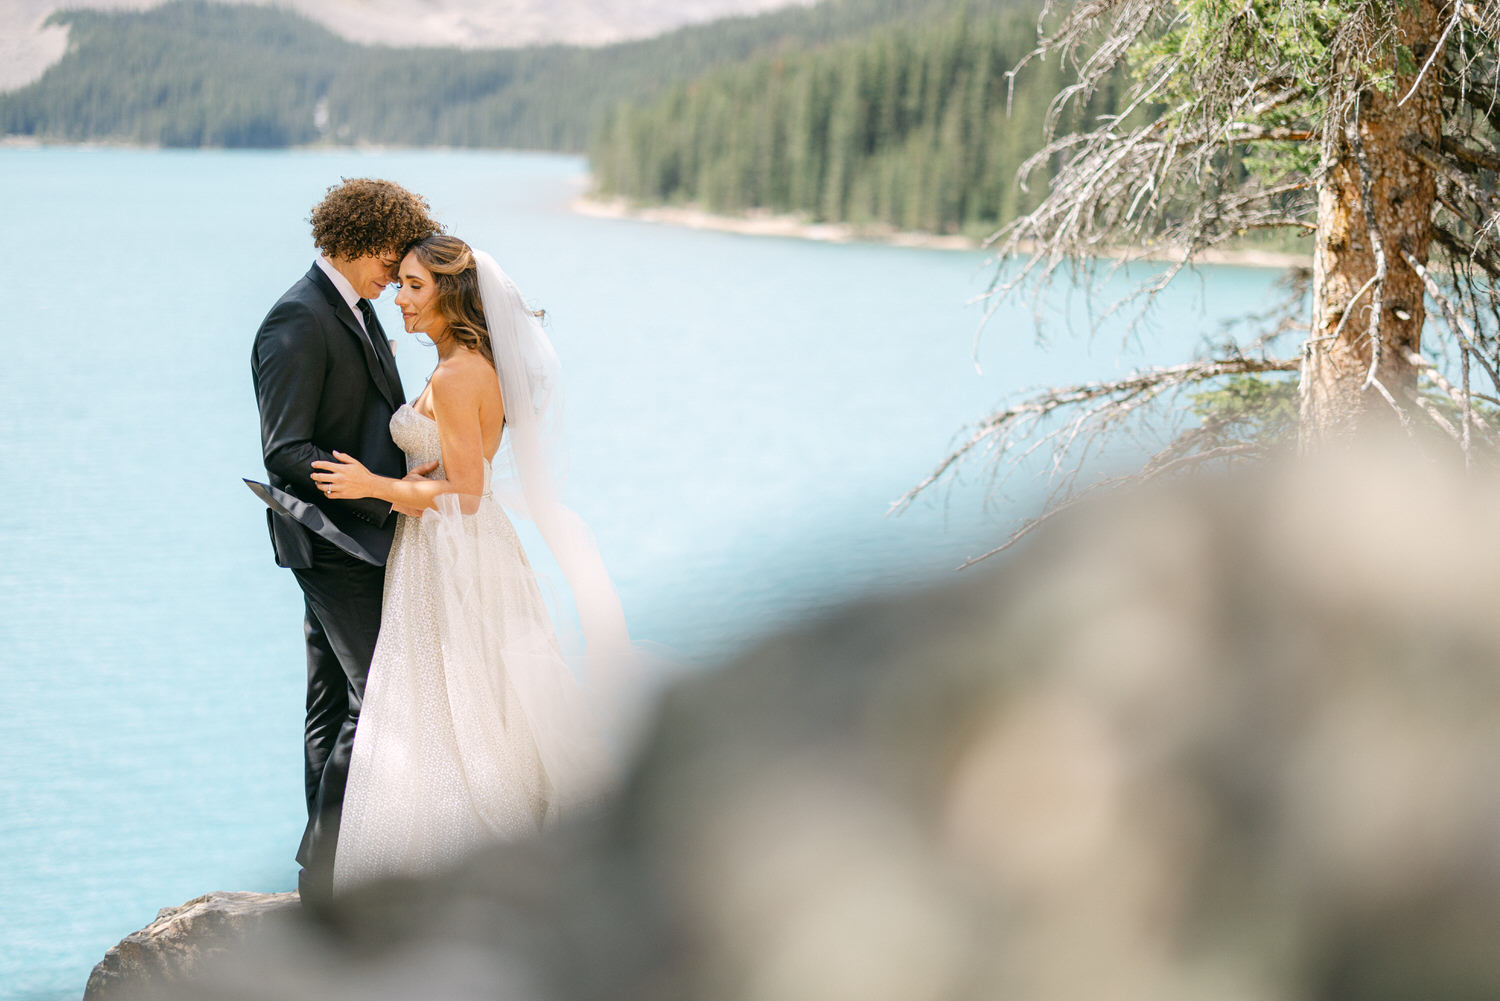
[310,235,628,890]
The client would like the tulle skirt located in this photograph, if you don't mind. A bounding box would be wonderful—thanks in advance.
[332,494,606,891]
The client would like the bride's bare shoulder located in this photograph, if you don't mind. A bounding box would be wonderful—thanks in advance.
[429,349,499,406]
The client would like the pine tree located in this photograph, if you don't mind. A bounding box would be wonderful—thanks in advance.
[900,1,1500,545]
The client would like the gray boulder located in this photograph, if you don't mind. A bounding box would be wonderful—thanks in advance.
[84,891,298,1000]
[106,444,1500,1001]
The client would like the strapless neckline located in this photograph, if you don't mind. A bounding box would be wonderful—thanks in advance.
[400,402,437,425]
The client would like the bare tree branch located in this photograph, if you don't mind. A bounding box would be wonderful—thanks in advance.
[1441,133,1500,172]
[1399,0,1465,105]
[1405,250,1500,396]
[1351,121,1389,392]
[893,354,1297,516]
[951,442,1263,568]
[1411,136,1500,219]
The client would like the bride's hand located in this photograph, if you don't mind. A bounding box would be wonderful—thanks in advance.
[405,460,439,481]
[311,451,377,500]
[390,460,439,518]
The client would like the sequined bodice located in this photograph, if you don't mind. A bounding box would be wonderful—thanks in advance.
[390,403,492,490]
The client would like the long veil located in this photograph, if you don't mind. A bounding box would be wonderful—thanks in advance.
[473,249,630,665]
[423,250,636,817]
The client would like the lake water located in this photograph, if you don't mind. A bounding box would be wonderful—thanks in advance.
[0,147,1283,999]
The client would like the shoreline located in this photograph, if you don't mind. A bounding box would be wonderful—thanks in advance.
[0,135,576,156]
[573,196,979,251]
[573,196,1313,269]
[0,138,1310,269]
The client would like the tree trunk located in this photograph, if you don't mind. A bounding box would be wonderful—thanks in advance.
[1300,1,1445,445]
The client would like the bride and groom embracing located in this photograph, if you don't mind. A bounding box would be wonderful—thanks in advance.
[249,178,628,905]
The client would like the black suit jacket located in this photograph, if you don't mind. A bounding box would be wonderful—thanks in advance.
[251,264,408,568]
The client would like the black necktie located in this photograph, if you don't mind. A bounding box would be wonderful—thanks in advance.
[355,297,379,339]
[356,299,401,400]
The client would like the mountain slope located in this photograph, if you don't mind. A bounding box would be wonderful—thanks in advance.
[0,0,1006,150]
[0,0,817,92]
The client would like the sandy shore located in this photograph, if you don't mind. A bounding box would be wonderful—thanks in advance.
[574,196,1313,269]
[574,196,979,250]
[0,135,166,149]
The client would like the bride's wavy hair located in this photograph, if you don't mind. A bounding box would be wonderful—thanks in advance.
[404,235,495,368]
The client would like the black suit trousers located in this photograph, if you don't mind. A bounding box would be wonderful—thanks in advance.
[290,535,385,902]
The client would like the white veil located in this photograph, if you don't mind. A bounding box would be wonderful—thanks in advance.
[420,249,636,821]
[472,249,631,666]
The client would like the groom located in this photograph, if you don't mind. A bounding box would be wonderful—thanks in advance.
[250,178,439,904]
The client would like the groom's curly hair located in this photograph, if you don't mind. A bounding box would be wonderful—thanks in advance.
[309,178,440,261]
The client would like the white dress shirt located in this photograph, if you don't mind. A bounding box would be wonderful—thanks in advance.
[315,255,367,335]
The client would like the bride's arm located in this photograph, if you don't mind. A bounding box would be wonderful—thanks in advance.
[311,363,490,512]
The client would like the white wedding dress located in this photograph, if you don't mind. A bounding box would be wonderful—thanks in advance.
[332,403,605,891]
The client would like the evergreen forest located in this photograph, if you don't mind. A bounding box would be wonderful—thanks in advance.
[0,0,1121,235]
[590,3,1125,235]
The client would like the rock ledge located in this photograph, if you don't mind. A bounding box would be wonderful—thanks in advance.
[84,890,298,1000]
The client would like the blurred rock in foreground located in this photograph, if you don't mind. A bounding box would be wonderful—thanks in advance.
[150,445,1500,1000]
[84,892,297,1000]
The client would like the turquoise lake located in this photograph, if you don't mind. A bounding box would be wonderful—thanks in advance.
[0,147,1284,999]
